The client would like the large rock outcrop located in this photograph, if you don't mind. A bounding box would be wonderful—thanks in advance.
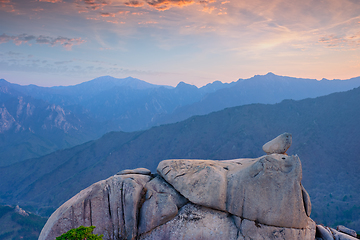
[40,133,318,240]
[157,153,310,229]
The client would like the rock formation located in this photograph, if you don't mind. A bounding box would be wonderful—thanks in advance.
[38,133,357,240]
[262,132,292,154]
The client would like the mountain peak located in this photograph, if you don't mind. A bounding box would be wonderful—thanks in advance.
[0,78,11,85]
[175,81,197,89]
[266,72,276,76]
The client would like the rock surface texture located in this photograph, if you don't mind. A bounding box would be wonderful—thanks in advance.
[316,225,359,240]
[40,133,324,240]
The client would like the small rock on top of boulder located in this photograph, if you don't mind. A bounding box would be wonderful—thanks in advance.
[262,132,292,154]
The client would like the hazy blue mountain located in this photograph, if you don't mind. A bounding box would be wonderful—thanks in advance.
[79,81,222,131]
[0,88,109,166]
[0,76,231,132]
[1,73,360,165]
[155,72,360,125]
[2,76,164,102]
[3,73,360,132]
[1,86,359,230]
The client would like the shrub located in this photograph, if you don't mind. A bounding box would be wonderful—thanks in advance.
[56,226,103,240]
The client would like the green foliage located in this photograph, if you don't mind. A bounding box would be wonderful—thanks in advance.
[11,212,47,231]
[56,226,103,240]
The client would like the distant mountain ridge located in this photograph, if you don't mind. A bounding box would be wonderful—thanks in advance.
[1,73,360,166]
[1,86,359,230]
[156,72,360,125]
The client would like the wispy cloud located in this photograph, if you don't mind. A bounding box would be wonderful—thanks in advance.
[0,34,85,50]
[319,33,360,49]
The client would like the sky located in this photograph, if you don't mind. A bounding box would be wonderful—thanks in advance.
[1,0,360,87]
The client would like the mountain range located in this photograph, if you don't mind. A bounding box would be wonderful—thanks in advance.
[1,85,359,230]
[1,73,360,167]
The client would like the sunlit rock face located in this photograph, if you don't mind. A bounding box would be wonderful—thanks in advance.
[39,133,317,240]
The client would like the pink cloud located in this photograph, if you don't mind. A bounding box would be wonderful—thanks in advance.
[319,33,360,49]
[36,35,86,50]
[0,0,16,12]
[0,33,85,50]
[125,0,144,7]
[0,34,36,45]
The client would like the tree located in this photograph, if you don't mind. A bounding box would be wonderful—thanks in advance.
[56,226,103,240]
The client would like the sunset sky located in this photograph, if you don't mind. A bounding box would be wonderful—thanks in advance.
[1,0,360,87]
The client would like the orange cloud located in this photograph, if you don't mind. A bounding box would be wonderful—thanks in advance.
[99,10,130,19]
[198,0,215,4]
[101,12,116,17]
[146,0,195,11]
[125,0,144,7]
[38,0,63,3]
